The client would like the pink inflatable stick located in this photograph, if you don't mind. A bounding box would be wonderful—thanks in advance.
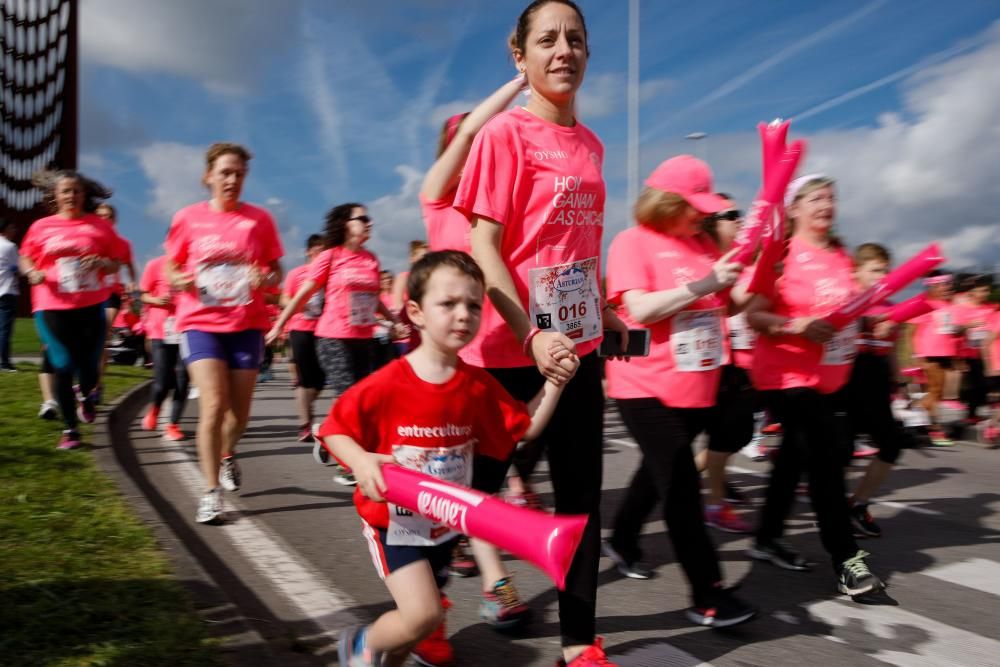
[760,119,790,185]
[886,293,935,324]
[732,140,805,266]
[826,243,945,329]
[380,465,587,590]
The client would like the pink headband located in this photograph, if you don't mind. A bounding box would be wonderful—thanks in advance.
[924,275,952,286]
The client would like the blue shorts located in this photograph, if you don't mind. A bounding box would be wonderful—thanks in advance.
[361,520,457,589]
[180,330,264,369]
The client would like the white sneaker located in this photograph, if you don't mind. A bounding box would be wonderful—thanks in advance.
[196,488,224,524]
[38,399,59,420]
[219,456,241,492]
[741,437,767,462]
[188,386,200,399]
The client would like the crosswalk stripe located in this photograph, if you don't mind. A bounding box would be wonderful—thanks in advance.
[612,642,713,666]
[924,558,1000,597]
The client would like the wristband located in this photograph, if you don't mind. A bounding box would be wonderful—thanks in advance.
[522,327,542,357]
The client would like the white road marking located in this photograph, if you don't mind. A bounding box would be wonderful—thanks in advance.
[605,437,638,448]
[807,599,1000,666]
[613,642,713,667]
[924,558,1000,597]
[876,500,943,517]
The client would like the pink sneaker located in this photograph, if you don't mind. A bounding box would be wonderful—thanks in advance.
[705,504,752,534]
[58,430,82,450]
[557,638,617,666]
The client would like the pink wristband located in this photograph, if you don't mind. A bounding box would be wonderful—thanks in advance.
[522,327,542,357]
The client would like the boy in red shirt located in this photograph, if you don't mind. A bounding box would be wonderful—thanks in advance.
[320,251,572,667]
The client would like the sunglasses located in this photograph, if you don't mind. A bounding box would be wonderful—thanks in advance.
[348,215,372,224]
[711,210,742,222]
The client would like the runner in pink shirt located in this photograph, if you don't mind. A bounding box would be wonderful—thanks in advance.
[952,275,996,425]
[452,3,627,663]
[389,240,428,356]
[164,143,285,525]
[910,271,958,443]
[745,175,884,598]
[603,157,757,629]
[93,203,138,404]
[981,310,1000,445]
[18,170,123,449]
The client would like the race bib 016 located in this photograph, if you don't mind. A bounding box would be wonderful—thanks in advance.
[386,442,474,546]
[195,263,251,307]
[528,257,602,344]
[56,257,101,294]
[671,308,723,372]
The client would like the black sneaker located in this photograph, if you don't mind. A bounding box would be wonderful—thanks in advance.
[747,539,814,571]
[686,587,758,628]
[850,503,882,538]
[724,482,747,505]
[837,550,884,596]
[601,540,654,579]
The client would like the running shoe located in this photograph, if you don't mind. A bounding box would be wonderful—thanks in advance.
[413,595,454,667]
[979,423,999,447]
[187,386,200,399]
[219,456,241,492]
[449,537,479,578]
[313,439,331,465]
[747,539,814,571]
[480,576,531,630]
[556,638,616,666]
[686,587,758,628]
[297,424,314,443]
[92,384,103,405]
[338,625,383,667]
[77,394,96,424]
[601,541,653,580]
[705,504,752,534]
[1,364,18,372]
[740,437,768,462]
[723,482,747,505]
[940,400,966,411]
[163,423,186,442]
[504,489,543,510]
[837,550,883,596]
[332,463,357,486]
[928,429,955,447]
[57,429,82,450]
[852,436,879,458]
[38,399,59,420]
[142,406,160,431]
[762,423,783,436]
[850,502,881,538]
[195,488,224,524]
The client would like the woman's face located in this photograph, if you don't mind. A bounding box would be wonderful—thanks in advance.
[791,185,836,237]
[345,206,371,246]
[54,177,84,216]
[514,2,588,106]
[714,204,741,248]
[204,153,247,207]
[95,205,115,223]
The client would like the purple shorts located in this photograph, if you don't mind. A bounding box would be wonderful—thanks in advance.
[180,330,264,369]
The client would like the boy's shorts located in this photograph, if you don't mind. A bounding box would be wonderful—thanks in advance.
[361,520,459,589]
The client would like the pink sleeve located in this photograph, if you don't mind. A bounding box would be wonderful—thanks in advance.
[452,121,520,225]
[139,260,157,293]
[164,212,189,266]
[20,224,40,262]
[114,235,133,263]
[307,249,331,286]
[282,267,299,298]
[605,232,649,304]
[259,212,284,264]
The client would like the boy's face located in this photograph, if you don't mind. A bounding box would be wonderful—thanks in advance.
[408,267,483,352]
[855,259,889,290]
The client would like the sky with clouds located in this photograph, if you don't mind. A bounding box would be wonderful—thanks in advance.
[76,0,1000,276]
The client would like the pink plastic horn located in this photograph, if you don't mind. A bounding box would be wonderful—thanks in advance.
[380,465,587,590]
[826,243,945,329]
[887,293,935,324]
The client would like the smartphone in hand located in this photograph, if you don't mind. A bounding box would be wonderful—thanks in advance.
[598,329,651,357]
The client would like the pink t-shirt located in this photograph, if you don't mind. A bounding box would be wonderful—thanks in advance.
[986,310,1000,372]
[951,302,996,359]
[911,299,959,359]
[453,106,606,368]
[728,268,757,371]
[165,201,284,334]
[421,192,470,253]
[751,236,857,394]
[139,255,178,340]
[284,263,324,333]
[106,234,133,293]
[308,246,381,339]
[605,227,728,409]
[20,213,124,312]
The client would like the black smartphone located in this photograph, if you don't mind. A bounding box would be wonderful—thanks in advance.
[598,329,651,357]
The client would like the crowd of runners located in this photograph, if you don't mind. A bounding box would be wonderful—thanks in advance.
[5,1,1000,666]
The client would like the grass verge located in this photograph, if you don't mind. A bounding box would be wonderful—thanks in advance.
[11,317,42,357]
[0,363,217,667]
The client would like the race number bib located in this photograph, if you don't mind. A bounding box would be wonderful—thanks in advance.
[728,312,756,350]
[823,320,860,366]
[163,316,180,345]
[56,257,101,293]
[387,442,474,546]
[671,309,723,372]
[195,263,251,307]
[528,257,602,343]
[935,310,956,336]
[348,291,377,327]
[967,327,988,348]
[303,288,325,320]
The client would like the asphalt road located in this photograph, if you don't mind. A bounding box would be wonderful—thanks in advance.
[120,365,1000,666]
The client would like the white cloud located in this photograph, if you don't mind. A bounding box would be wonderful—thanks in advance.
[133,142,205,221]
[577,73,675,120]
[365,165,427,274]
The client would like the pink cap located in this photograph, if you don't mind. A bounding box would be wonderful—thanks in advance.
[643,155,729,214]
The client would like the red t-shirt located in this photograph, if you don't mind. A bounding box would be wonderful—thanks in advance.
[421,192,470,253]
[165,201,284,333]
[318,357,530,530]
[855,300,897,357]
[308,246,381,340]
[284,262,324,333]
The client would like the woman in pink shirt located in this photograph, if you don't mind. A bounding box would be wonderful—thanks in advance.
[603,157,757,628]
[745,175,884,597]
[910,271,958,444]
[453,2,628,663]
[952,275,995,426]
[981,310,1000,445]
[19,170,124,449]
[165,143,285,525]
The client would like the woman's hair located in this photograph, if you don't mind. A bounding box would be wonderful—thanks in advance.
[786,176,842,248]
[508,0,589,57]
[96,203,117,220]
[633,187,691,231]
[205,142,252,171]
[409,240,429,258]
[437,113,470,158]
[407,250,485,307]
[306,233,324,250]
[32,168,112,214]
[853,242,890,267]
[323,202,363,248]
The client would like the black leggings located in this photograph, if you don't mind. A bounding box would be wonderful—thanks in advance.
[961,357,987,421]
[34,304,106,431]
[289,330,325,390]
[150,340,189,424]
[847,353,904,464]
[757,387,859,568]
[479,353,604,648]
[610,400,723,606]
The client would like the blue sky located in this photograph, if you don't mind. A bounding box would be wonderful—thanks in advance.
[78,0,1000,276]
